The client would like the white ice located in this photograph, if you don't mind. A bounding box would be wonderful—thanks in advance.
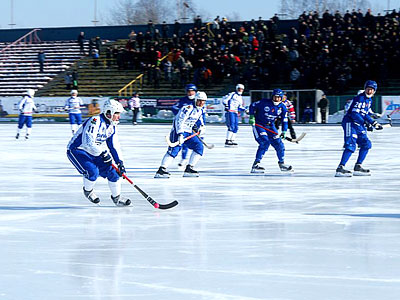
[0,123,399,300]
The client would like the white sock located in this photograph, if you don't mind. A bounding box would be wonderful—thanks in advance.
[188,152,201,167]
[161,153,174,168]
[26,128,32,135]
[71,124,78,133]
[231,133,236,141]
[226,131,233,140]
[17,128,22,134]
[83,178,96,191]
[108,180,121,197]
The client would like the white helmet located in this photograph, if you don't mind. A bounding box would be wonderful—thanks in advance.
[236,84,245,91]
[70,89,78,95]
[195,91,207,101]
[26,89,35,97]
[102,99,124,125]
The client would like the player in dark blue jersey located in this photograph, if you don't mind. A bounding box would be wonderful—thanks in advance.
[248,89,293,173]
[335,80,383,177]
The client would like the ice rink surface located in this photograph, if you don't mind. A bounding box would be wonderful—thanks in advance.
[0,123,399,300]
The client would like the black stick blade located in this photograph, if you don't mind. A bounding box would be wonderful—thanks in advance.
[157,200,179,210]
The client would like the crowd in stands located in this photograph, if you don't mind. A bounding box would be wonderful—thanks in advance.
[78,9,400,93]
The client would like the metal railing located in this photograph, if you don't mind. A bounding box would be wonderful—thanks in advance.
[0,29,42,55]
[118,52,171,97]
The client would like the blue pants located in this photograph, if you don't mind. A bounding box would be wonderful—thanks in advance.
[340,117,372,166]
[252,125,285,163]
[69,113,82,125]
[342,118,372,153]
[67,148,119,182]
[225,111,239,133]
[18,115,32,129]
[167,131,204,158]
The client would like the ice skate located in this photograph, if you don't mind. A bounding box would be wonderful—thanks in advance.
[25,134,29,140]
[183,164,199,177]
[15,133,19,139]
[353,164,371,176]
[154,166,170,178]
[83,188,100,204]
[335,165,352,177]
[111,194,131,207]
[225,140,238,147]
[251,162,265,173]
[278,162,293,172]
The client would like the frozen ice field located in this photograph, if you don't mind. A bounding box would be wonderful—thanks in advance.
[0,123,399,300]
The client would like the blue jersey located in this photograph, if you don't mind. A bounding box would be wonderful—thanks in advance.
[171,96,193,115]
[249,98,288,131]
[344,92,374,126]
[67,114,123,163]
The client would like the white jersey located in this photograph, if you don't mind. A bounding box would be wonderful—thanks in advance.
[67,114,123,162]
[173,104,205,134]
[223,92,245,113]
[18,96,37,115]
[129,96,140,109]
[65,96,84,114]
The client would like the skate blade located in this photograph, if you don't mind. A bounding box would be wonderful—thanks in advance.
[353,171,371,176]
[251,169,265,174]
[335,172,352,177]
[280,168,294,172]
[183,172,199,177]
[224,145,238,148]
[154,173,170,178]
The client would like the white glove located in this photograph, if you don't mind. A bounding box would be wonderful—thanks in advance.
[198,125,206,136]
[178,134,185,145]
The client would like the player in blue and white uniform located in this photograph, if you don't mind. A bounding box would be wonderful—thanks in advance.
[335,80,383,177]
[171,83,198,167]
[223,83,246,146]
[67,99,131,206]
[248,88,292,173]
[155,91,207,178]
[64,90,84,134]
[16,89,37,139]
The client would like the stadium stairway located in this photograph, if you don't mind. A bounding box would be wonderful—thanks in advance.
[36,39,234,98]
[0,40,89,96]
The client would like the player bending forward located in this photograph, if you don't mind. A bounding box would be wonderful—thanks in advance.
[248,88,293,173]
[155,91,207,178]
[67,99,131,206]
[335,80,383,177]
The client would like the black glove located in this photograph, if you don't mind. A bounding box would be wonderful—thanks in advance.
[372,121,383,130]
[192,124,199,132]
[116,161,126,177]
[366,123,374,132]
[100,151,112,166]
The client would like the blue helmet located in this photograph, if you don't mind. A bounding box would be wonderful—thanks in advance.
[272,88,284,98]
[364,80,377,91]
[185,83,197,92]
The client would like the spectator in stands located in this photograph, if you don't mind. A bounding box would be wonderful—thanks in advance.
[64,73,72,90]
[72,71,79,89]
[77,32,85,55]
[38,50,45,73]
[161,21,169,40]
[174,20,181,37]
[163,59,172,82]
[95,36,102,54]
[92,49,99,67]
[128,91,141,125]
[318,94,329,123]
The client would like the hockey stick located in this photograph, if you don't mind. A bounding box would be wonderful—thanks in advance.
[285,132,306,143]
[111,164,178,210]
[165,132,200,147]
[192,131,214,149]
[382,114,392,128]
[255,123,306,143]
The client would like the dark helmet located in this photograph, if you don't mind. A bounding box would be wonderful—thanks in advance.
[364,80,377,91]
[272,88,284,98]
[185,83,198,92]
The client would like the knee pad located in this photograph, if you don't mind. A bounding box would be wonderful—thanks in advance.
[358,137,372,150]
[87,168,99,181]
[107,169,120,182]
